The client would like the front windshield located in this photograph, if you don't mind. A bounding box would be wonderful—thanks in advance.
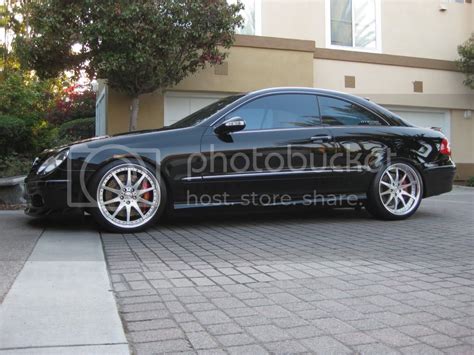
[170,95,244,128]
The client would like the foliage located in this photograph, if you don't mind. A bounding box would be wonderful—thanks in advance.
[0,153,32,178]
[0,115,30,155]
[15,0,244,130]
[0,70,51,122]
[457,34,474,90]
[59,117,95,140]
[467,176,474,187]
[46,85,96,125]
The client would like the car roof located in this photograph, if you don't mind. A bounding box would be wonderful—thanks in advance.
[238,87,408,126]
[244,87,366,102]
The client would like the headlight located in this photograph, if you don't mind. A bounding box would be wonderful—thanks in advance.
[37,149,69,175]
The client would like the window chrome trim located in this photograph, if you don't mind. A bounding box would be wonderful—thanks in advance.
[209,91,389,129]
[232,126,328,134]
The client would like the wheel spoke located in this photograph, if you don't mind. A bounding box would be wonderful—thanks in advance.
[133,174,146,190]
[401,190,416,200]
[386,172,395,184]
[137,187,154,195]
[112,202,125,218]
[399,172,407,184]
[395,168,399,183]
[112,173,124,189]
[104,196,121,205]
[380,190,392,196]
[126,169,132,187]
[386,193,395,206]
[398,195,407,208]
[132,201,145,219]
[380,181,392,188]
[103,186,121,195]
[137,197,154,206]
[125,204,131,222]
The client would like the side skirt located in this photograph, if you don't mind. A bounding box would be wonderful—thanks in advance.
[173,193,367,210]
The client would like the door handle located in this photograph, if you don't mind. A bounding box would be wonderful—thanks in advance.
[310,135,332,142]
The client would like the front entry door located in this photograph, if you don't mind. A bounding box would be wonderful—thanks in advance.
[197,93,337,206]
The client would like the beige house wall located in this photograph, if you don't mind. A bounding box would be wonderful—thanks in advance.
[313,59,474,110]
[261,0,473,61]
[381,0,472,60]
[107,43,314,134]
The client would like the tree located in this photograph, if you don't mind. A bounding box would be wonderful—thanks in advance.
[457,34,474,90]
[15,0,244,131]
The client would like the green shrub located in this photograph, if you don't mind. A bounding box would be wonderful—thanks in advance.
[59,117,95,140]
[0,115,30,155]
[467,176,474,187]
[0,153,33,178]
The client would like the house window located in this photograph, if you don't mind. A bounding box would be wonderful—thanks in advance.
[228,0,261,35]
[328,0,381,51]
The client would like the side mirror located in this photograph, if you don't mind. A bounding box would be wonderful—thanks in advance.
[214,117,246,135]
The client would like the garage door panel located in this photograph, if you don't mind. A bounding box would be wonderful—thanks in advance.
[164,92,228,126]
[387,107,450,140]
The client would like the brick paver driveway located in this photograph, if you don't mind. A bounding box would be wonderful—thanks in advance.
[102,188,474,355]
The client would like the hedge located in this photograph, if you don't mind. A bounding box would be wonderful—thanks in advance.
[0,115,30,155]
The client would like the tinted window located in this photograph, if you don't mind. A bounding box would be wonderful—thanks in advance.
[170,95,243,128]
[318,96,386,126]
[226,94,320,130]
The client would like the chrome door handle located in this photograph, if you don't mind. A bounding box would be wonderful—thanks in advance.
[310,135,332,142]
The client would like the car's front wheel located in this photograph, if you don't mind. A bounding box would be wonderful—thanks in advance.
[89,160,166,232]
[366,161,423,220]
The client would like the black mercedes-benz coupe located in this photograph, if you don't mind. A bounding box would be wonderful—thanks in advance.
[25,88,455,232]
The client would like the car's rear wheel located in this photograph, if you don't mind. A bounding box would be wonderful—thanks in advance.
[366,161,423,220]
[89,160,166,232]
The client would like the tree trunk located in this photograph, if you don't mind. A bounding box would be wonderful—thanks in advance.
[129,97,140,132]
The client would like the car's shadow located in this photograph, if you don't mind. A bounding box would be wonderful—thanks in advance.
[164,205,371,225]
[25,204,437,233]
[25,205,373,232]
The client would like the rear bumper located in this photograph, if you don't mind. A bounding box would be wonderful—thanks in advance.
[24,179,70,216]
[423,165,456,198]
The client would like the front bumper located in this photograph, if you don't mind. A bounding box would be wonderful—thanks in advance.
[24,179,70,216]
[423,164,456,198]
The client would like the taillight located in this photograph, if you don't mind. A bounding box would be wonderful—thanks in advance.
[440,138,451,156]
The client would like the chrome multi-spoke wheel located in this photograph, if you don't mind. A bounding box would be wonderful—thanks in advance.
[378,163,422,216]
[96,164,161,229]
[366,161,423,220]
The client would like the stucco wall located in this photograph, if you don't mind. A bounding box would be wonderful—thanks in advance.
[261,0,473,61]
[313,59,474,110]
[381,0,472,61]
[106,45,314,134]
[106,90,165,134]
[451,109,474,165]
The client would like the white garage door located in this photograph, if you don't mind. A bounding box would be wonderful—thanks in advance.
[386,107,451,140]
[164,91,230,126]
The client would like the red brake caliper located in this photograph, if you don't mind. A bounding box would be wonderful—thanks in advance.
[141,180,151,212]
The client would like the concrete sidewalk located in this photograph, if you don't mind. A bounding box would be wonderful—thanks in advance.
[0,214,129,355]
[0,211,43,303]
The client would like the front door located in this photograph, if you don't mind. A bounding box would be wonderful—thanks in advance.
[197,93,337,207]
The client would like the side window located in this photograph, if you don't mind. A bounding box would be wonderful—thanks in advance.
[318,96,386,126]
[226,94,320,130]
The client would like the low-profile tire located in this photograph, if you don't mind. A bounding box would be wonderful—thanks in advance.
[88,160,167,233]
[366,161,423,220]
